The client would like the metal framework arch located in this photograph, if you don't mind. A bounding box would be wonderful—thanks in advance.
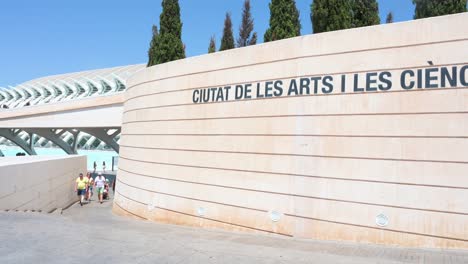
[0,129,36,155]
[0,127,121,155]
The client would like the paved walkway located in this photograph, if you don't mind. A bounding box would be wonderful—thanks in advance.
[0,198,467,264]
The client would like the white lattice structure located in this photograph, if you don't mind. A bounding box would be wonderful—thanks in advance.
[0,64,145,153]
[0,64,145,108]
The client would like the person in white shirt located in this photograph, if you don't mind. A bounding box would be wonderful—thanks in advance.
[94,173,106,204]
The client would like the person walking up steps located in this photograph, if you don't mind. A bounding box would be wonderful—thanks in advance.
[86,172,94,202]
[75,173,88,206]
[102,161,106,173]
[94,173,106,204]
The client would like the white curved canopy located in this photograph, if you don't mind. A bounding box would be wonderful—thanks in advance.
[0,63,145,108]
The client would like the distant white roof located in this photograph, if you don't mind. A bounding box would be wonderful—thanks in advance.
[0,64,145,108]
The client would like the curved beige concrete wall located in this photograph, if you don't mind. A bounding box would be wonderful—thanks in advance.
[115,14,468,249]
[0,156,86,212]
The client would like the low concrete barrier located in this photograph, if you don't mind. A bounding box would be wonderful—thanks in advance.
[0,155,87,212]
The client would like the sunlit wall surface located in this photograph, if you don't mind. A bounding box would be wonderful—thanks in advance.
[115,14,468,249]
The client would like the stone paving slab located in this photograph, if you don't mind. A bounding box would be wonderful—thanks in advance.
[0,199,467,264]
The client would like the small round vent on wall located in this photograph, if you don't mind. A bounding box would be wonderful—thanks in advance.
[269,211,282,222]
[375,213,389,227]
[197,207,206,217]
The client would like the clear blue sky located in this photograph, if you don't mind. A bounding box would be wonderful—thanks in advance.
[0,0,416,87]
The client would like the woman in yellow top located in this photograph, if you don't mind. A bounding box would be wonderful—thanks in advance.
[75,173,89,206]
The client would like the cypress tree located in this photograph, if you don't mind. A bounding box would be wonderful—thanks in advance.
[147,25,159,67]
[386,12,394,23]
[352,0,380,27]
[413,0,467,19]
[154,0,185,65]
[264,0,301,42]
[311,0,353,33]
[220,13,235,51]
[208,36,216,53]
[250,32,258,45]
[237,0,257,47]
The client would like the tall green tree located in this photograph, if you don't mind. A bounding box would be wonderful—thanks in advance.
[352,0,380,27]
[249,32,258,46]
[147,25,159,67]
[208,36,216,53]
[220,13,235,51]
[264,0,301,42]
[237,0,257,47]
[413,0,467,19]
[150,0,185,66]
[386,12,394,23]
[311,0,353,33]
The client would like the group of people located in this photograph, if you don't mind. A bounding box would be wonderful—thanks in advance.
[74,172,112,206]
